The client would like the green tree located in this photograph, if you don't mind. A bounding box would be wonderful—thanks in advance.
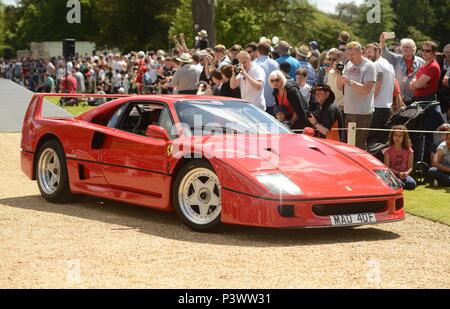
[93,0,176,51]
[393,0,434,41]
[405,26,432,46]
[336,1,360,25]
[10,0,97,50]
[0,1,4,50]
[356,0,396,44]
[428,0,450,49]
[169,0,194,48]
[170,0,358,51]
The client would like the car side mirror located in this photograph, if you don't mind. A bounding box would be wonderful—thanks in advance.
[146,125,170,141]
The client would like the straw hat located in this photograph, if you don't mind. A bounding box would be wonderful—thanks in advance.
[296,45,312,58]
[198,30,208,38]
[176,53,193,63]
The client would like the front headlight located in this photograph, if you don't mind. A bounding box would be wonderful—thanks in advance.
[255,173,303,195]
[374,170,402,190]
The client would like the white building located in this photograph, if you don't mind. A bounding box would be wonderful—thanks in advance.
[30,41,96,58]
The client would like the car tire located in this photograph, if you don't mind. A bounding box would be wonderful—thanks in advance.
[36,139,79,203]
[172,160,222,232]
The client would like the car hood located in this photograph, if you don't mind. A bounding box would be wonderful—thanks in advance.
[188,134,395,198]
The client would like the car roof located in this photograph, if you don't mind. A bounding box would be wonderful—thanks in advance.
[135,95,244,104]
[76,95,245,122]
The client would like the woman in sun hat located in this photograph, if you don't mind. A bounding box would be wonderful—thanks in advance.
[307,84,345,142]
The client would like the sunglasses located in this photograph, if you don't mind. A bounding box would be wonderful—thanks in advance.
[270,79,280,83]
[422,49,434,53]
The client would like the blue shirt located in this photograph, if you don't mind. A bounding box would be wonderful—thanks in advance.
[255,55,279,108]
[276,55,300,80]
[381,46,424,102]
[298,60,316,86]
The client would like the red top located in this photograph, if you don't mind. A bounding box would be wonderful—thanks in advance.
[413,60,441,98]
[60,75,77,93]
[385,146,413,174]
[277,89,294,118]
[405,58,414,75]
[135,60,147,84]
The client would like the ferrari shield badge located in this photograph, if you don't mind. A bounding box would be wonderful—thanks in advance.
[167,144,173,156]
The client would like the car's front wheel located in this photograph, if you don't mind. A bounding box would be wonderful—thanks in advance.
[173,161,222,232]
[36,139,77,203]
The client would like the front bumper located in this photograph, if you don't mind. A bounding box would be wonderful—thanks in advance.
[221,189,405,228]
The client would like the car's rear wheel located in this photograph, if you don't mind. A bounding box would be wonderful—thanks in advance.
[36,140,78,203]
[173,161,222,232]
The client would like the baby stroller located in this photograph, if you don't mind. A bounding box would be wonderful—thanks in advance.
[367,101,443,184]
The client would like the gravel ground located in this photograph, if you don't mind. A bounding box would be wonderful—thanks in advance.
[0,133,449,288]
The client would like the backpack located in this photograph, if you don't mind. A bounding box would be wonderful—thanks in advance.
[144,71,153,85]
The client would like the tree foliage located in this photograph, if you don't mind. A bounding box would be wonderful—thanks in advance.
[93,0,176,51]
[1,0,448,54]
[169,0,194,48]
[334,0,448,48]
[336,1,360,25]
[0,2,5,50]
[12,0,97,49]
[170,0,358,50]
[356,0,396,44]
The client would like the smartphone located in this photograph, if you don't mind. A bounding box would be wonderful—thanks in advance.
[384,32,396,40]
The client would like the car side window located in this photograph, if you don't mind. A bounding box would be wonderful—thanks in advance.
[107,104,127,128]
[158,107,177,140]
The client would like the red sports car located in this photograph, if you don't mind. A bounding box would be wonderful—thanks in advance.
[21,94,405,231]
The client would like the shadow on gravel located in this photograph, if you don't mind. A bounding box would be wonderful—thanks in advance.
[0,195,401,247]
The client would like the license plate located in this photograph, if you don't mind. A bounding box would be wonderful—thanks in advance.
[330,213,377,226]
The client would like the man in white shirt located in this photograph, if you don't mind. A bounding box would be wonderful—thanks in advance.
[45,59,56,77]
[337,41,377,149]
[112,53,126,73]
[112,70,123,93]
[255,42,279,115]
[66,60,73,74]
[230,51,266,110]
[365,43,396,144]
[170,53,201,94]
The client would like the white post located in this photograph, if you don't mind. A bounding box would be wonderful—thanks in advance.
[347,122,357,146]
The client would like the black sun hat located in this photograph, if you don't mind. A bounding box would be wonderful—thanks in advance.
[311,84,335,102]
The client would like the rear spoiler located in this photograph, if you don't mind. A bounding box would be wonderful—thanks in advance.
[27,93,133,120]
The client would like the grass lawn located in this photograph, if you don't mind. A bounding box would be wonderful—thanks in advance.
[404,185,450,226]
[45,96,95,116]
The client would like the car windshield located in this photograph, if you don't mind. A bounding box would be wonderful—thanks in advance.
[175,100,293,136]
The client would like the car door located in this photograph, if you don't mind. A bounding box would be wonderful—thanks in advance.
[99,101,175,198]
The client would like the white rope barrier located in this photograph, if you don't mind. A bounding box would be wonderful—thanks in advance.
[293,121,447,147]
[292,127,447,134]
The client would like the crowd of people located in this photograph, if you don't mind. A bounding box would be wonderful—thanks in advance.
[1,29,449,188]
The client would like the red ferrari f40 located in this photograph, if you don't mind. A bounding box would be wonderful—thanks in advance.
[21,94,405,231]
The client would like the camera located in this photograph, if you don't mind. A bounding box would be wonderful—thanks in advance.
[198,81,209,88]
[234,64,243,75]
[335,62,345,74]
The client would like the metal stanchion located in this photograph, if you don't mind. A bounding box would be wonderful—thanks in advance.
[347,122,357,146]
